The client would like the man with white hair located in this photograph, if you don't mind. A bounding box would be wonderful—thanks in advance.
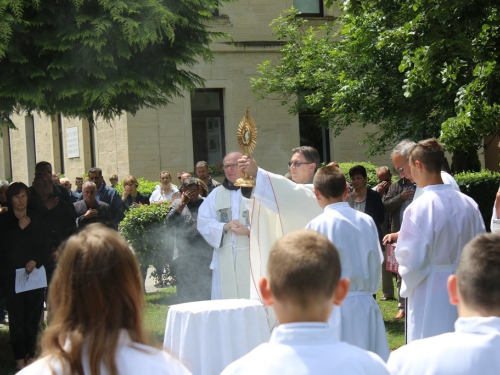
[197,152,251,299]
[74,181,112,229]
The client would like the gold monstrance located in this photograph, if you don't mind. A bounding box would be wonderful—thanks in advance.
[234,107,257,187]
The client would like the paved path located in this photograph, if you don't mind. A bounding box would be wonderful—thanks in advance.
[144,266,159,293]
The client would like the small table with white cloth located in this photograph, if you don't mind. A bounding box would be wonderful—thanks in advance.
[163,299,271,375]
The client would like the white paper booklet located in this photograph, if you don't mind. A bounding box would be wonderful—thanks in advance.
[15,266,47,294]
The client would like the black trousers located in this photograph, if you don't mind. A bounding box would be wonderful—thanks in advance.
[4,286,44,360]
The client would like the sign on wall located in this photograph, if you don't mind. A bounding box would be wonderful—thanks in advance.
[66,127,80,158]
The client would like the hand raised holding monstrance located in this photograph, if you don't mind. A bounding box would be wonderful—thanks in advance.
[234,107,257,187]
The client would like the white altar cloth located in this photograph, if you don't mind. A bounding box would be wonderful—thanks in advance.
[163,299,271,375]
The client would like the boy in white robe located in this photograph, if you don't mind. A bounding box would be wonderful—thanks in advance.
[397,139,485,343]
[306,166,390,361]
[387,233,500,375]
[221,230,388,375]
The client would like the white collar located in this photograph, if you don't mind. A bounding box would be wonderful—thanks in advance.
[455,317,500,335]
[270,322,336,345]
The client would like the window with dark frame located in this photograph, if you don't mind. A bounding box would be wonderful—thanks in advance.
[299,112,331,164]
[191,89,226,166]
[293,0,324,17]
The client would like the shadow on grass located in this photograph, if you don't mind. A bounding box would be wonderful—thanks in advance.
[0,328,16,375]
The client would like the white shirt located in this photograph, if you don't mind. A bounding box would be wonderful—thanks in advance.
[387,317,500,375]
[18,331,190,375]
[246,168,322,297]
[221,322,389,375]
[149,185,179,203]
[197,185,244,299]
[414,171,460,200]
[397,185,485,342]
[306,202,389,360]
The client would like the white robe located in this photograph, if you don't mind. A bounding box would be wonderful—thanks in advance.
[221,322,389,375]
[397,185,485,342]
[197,185,246,299]
[18,330,190,375]
[306,202,390,361]
[413,171,460,200]
[387,317,500,375]
[245,168,322,300]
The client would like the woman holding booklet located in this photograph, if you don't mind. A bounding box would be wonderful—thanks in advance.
[0,182,49,371]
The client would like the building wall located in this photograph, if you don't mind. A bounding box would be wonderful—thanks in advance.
[1,1,399,183]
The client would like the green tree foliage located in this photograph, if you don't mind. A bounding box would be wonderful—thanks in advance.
[252,2,500,170]
[0,0,226,132]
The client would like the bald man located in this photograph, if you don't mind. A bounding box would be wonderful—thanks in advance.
[197,152,250,300]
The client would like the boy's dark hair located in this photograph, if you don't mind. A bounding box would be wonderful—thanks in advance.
[456,233,500,313]
[409,138,444,174]
[291,146,321,172]
[267,229,341,308]
[313,166,346,199]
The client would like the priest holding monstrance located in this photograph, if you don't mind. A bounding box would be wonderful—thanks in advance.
[197,108,257,300]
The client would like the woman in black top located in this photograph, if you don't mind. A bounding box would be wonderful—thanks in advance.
[0,182,48,371]
[121,175,150,210]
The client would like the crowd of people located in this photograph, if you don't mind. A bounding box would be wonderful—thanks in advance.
[1,137,499,374]
[0,160,221,371]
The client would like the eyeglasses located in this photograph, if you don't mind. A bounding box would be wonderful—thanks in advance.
[288,161,313,168]
[222,164,238,170]
[395,159,409,173]
[89,176,101,180]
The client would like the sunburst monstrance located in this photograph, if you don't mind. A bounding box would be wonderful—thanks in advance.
[234,107,257,187]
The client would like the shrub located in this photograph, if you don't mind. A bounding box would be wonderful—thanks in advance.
[209,162,224,175]
[454,170,500,232]
[115,177,177,197]
[119,201,172,269]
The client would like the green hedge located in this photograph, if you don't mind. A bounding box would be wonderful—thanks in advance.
[119,201,172,267]
[115,177,178,196]
[454,170,500,232]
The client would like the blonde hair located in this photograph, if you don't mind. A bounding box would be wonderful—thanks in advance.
[41,224,148,375]
[122,175,138,188]
[267,229,341,308]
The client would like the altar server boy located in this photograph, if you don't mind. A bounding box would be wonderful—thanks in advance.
[305,165,389,360]
[396,139,485,342]
[221,230,389,375]
[387,233,500,374]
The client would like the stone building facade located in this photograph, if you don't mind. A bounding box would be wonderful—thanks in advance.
[3,1,475,184]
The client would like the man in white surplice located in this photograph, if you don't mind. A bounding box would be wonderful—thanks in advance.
[238,146,323,306]
[305,166,390,361]
[387,233,500,375]
[197,152,250,299]
[396,139,485,343]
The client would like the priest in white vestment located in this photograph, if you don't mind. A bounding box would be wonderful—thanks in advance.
[388,233,500,375]
[396,139,485,343]
[197,152,251,299]
[238,148,323,311]
[306,166,390,361]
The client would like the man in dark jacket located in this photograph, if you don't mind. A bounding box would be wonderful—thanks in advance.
[166,177,212,303]
[74,182,113,229]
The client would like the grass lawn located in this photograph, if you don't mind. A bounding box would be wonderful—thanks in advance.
[0,282,404,374]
